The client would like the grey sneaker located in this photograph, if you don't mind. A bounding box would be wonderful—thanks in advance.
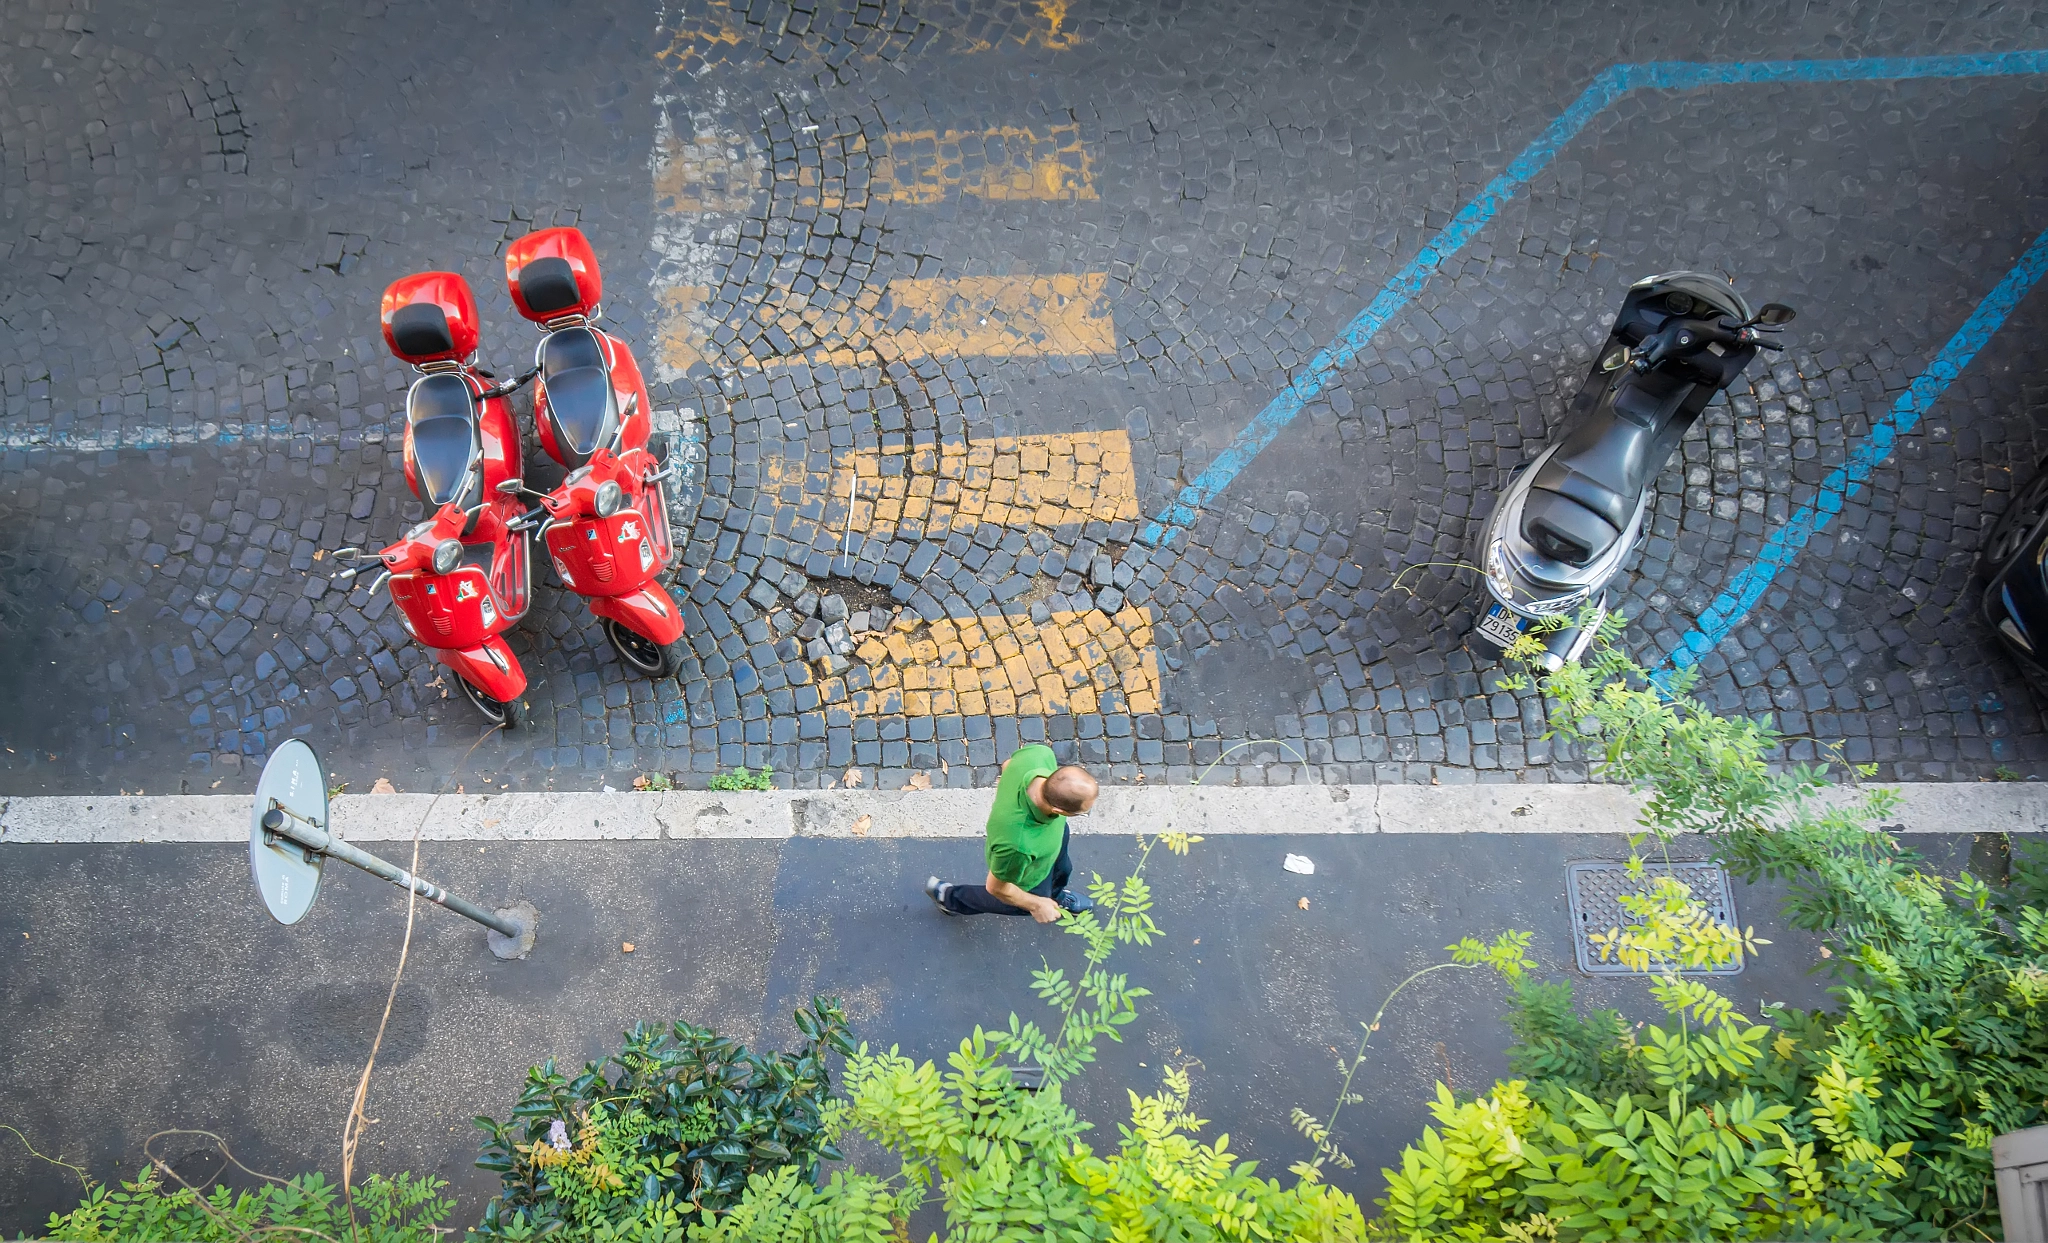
[1054,888,1095,914]
[924,876,957,916]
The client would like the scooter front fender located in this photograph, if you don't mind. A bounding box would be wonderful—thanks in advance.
[435,635,528,703]
[588,585,685,646]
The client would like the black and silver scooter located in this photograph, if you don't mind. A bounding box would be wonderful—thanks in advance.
[1470,271,1796,670]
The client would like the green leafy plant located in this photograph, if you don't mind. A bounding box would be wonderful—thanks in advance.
[471,998,853,1240]
[688,831,1372,1241]
[708,766,774,792]
[40,1166,450,1242]
[1355,617,2048,1240]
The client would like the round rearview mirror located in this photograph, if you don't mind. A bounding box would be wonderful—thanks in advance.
[1756,303,1796,326]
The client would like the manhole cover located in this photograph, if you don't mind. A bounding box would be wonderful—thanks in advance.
[1565,860,1743,976]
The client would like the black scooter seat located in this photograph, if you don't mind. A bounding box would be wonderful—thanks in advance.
[407,373,480,507]
[1521,369,1690,565]
[540,327,617,464]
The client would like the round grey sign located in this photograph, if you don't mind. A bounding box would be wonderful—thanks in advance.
[249,739,328,925]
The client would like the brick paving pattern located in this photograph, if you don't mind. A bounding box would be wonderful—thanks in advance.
[2,0,2047,794]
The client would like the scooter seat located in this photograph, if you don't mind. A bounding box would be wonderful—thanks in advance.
[1521,368,1694,565]
[407,373,480,507]
[1522,488,1621,565]
[540,327,617,464]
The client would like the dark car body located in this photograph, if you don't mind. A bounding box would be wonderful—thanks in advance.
[1979,457,2048,680]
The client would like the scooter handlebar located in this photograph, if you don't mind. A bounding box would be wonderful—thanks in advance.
[476,365,541,401]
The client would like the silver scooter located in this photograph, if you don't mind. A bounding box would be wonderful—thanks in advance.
[1471,271,1795,670]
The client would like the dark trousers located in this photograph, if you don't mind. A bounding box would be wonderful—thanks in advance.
[941,827,1074,916]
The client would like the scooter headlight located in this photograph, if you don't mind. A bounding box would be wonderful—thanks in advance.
[432,538,463,576]
[593,480,627,518]
[1486,540,1517,601]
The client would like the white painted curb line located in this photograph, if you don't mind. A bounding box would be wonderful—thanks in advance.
[0,783,2041,844]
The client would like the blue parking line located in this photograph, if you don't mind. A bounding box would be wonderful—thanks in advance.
[1668,227,2048,668]
[1137,50,2048,549]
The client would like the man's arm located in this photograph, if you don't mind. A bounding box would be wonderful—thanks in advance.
[986,872,1061,923]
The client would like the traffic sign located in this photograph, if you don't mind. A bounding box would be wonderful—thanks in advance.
[245,740,538,958]
[249,738,327,925]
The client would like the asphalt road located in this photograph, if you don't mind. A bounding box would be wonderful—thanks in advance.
[0,830,1902,1231]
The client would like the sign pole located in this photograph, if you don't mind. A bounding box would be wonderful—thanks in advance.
[249,740,537,960]
[261,806,529,942]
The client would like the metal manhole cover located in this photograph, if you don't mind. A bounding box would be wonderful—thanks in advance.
[1565,860,1743,976]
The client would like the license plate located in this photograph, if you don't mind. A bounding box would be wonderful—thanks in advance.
[1478,603,1527,649]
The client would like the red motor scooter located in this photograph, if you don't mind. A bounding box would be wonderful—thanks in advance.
[502,227,687,678]
[331,272,539,729]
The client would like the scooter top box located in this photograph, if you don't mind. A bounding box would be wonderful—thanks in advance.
[505,226,603,325]
[380,272,482,366]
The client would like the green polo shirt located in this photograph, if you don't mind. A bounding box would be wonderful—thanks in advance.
[985,744,1064,890]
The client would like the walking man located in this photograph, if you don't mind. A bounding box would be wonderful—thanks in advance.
[924,745,1098,921]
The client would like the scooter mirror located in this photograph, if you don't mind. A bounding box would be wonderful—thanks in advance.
[496,479,525,496]
[1754,303,1796,326]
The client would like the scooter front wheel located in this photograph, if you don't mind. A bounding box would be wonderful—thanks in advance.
[458,675,528,731]
[604,618,686,678]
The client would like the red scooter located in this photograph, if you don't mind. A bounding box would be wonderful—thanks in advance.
[332,272,538,729]
[502,227,687,678]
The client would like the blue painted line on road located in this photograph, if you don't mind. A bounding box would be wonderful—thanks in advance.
[1668,226,2048,668]
[1138,50,2048,549]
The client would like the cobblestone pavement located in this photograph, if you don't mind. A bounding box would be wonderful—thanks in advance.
[4,0,2048,795]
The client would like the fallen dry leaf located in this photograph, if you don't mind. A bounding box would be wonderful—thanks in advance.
[622,942,635,953]
[1297,897,1311,910]
[632,775,651,790]
[850,814,872,837]
[905,771,932,791]
[842,767,864,788]
[370,778,397,795]
[940,759,949,775]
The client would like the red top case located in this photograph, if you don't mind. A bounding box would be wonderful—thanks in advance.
[380,272,481,365]
[505,227,603,324]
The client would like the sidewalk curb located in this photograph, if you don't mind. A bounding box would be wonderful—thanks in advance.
[2,783,2042,844]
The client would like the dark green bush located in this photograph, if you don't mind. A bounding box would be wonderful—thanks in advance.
[470,998,853,1239]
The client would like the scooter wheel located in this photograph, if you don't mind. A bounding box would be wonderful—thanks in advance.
[604,618,686,679]
[457,675,527,731]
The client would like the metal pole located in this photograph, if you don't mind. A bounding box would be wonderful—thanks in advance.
[261,807,524,940]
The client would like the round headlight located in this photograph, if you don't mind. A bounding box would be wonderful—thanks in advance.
[432,538,463,575]
[593,479,627,517]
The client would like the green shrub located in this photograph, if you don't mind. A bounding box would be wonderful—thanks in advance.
[1358,618,2048,1239]
[470,998,852,1240]
[685,831,1372,1242]
[40,1166,449,1242]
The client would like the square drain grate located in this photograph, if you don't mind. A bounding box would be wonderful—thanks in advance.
[1565,860,1743,977]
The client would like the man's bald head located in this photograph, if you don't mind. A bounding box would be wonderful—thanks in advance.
[1042,765,1098,815]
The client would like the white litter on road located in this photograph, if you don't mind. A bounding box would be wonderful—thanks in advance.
[1283,853,1316,875]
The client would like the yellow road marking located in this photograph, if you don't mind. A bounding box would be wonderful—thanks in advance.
[659,274,1113,373]
[652,128,759,214]
[658,0,1086,72]
[655,285,713,375]
[840,607,1160,718]
[760,430,1157,717]
[789,273,1113,368]
[866,124,1096,204]
[829,431,1138,539]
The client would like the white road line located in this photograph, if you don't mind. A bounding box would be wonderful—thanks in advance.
[1,784,2039,844]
